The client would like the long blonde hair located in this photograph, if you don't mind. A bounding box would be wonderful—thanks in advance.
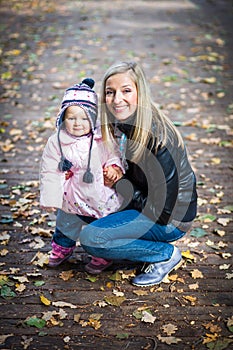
[100,61,184,163]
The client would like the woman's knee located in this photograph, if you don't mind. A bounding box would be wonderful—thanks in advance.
[79,225,105,248]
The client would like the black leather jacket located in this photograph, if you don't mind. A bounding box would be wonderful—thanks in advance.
[115,121,197,226]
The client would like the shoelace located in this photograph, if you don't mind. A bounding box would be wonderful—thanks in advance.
[144,263,155,274]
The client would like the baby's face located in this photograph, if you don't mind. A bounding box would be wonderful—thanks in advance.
[64,105,91,137]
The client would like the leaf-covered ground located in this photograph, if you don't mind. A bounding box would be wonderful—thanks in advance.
[0,1,232,349]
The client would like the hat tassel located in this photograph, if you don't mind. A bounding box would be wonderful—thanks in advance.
[57,126,73,172]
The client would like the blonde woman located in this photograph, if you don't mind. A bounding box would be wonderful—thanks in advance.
[80,62,197,286]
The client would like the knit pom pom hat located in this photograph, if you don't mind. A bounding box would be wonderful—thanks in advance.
[56,78,98,130]
[56,78,98,183]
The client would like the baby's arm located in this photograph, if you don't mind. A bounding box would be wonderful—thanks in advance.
[103,165,123,187]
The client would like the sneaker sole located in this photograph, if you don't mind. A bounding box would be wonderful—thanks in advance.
[48,252,73,267]
[132,258,183,287]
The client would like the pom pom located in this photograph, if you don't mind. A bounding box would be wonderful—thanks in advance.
[58,157,73,172]
[83,169,94,183]
[82,78,95,89]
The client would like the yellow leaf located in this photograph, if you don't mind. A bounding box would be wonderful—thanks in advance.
[202,333,218,344]
[88,318,101,330]
[185,133,197,141]
[182,250,195,260]
[211,157,221,164]
[202,77,216,84]
[183,295,197,305]
[6,49,21,56]
[40,295,51,306]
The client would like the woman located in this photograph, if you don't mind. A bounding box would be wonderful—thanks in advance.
[79,61,197,287]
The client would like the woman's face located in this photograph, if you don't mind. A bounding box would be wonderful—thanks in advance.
[64,105,91,137]
[105,72,138,121]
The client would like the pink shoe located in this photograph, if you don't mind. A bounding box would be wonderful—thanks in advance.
[48,241,75,267]
[84,256,113,274]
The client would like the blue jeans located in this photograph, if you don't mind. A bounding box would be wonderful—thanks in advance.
[79,209,186,263]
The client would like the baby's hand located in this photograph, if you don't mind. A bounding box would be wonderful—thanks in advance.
[103,165,123,187]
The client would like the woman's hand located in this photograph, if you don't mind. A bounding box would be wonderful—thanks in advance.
[103,165,123,187]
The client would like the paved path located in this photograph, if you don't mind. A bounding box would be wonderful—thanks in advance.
[0,1,232,349]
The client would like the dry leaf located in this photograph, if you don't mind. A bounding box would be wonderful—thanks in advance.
[188,283,199,290]
[74,314,81,323]
[191,269,203,279]
[0,334,14,344]
[217,218,231,226]
[203,322,222,333]
[63,336,70,343]
[15,283,26,292]
[59,270,74,281]
[141,310,156,324]
[202,333,218,344]
[162,323,178,335]
[157,334,182,345]
[133,289,148,296]
[112,289,124,297]
[52,301,77,308]
[31,252,49,267]
[104,295,126,306]
[219,264,230,270]
[183,295,197,305]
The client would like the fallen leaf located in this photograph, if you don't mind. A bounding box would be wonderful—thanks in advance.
[88,318,102,330]
[25,316,46,329]
[141,310,156,324]
[217,218,231,226]
[15,283,26,292]
[191,269,204,279]
[52,301,77,308]
[0,334,14,344]
[63,336,70,343]
[74,314,81,323]
[188,283,199,290]
[112,289,124,297]
[183,295,197,305]
[226,316,233,332]
[40,295,51,306]
[116,333,129,339]
[211,157,221,165]
[162,323,178,335]
[104,295,126,307]
[157,334,182,344]
[219,264,230,270]
[59,270,74,281]
[133,289,148,296]
[182,250,195,261]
